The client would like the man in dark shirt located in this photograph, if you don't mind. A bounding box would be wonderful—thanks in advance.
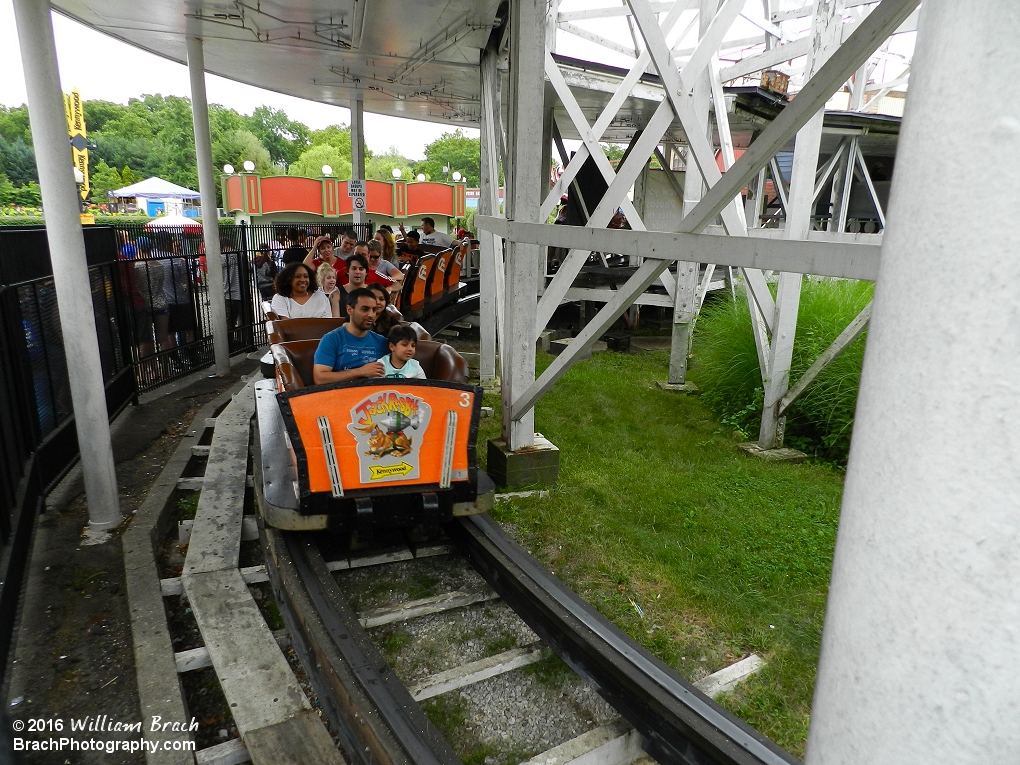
[396,230,421,266]
[282,227,309,266]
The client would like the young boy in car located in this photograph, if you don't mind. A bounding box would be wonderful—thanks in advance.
[379,324,426,379]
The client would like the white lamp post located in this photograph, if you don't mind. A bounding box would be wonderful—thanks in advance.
[222,164,234,174]
[242,160,255,173]
[452,171,462,182]
[321,165,333,176]
[416,173,426,182]
[392,167,402,179]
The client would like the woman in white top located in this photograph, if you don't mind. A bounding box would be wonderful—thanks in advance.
[269,262,332,319]
[316,263,342,318]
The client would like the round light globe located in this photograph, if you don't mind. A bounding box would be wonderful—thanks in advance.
[222,164,235,175]
[452,171,462,182]
[392,168,403,179]
[242,160,256,173]
[321,165,333,176]
[416,173,426,182]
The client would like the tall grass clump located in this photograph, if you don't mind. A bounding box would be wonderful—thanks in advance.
[692,278,873,462]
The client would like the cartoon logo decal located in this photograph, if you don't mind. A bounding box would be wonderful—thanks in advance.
[347,390,431,483]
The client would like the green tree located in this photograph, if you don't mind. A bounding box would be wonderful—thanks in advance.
[82,100,128,135]
[90,160,125,202]
[288,144,352,179]
[602,143,625,161]
[10,181,41,207]
[212,129,278,176]
[417,129,480,186]
[247,106,309,168]
[0,136,37,186]
[0,105,31,144]
[309,125,353,159]
[0,172,14,205]
[90,134,160,180]
[365,147,414,182]
[121,165,144,185]
[209,104,245,141]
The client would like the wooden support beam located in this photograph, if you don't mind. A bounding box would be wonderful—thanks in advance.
[780,301,871,415]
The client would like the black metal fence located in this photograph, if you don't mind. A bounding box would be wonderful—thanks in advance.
[112,220,372,393]
[0,225,137,688]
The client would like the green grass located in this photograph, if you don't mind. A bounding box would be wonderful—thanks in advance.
[480,349,844,757]
[693,279,872,462]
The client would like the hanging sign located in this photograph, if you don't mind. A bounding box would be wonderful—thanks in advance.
[64,88,89,200]
[348,179,365,198]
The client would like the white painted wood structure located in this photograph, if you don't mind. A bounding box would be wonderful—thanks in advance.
[482,0,915,451]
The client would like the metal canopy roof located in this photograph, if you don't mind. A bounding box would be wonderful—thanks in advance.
[51,0,505,126]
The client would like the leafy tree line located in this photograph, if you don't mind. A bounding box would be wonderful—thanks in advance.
[0,97,481,209]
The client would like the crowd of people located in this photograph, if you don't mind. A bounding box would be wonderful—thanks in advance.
[117,218,473,376]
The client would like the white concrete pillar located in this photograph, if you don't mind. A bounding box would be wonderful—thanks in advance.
[478,41,502,386]
[12,0,122,531]
[502,0,546,450]
[806,3,1020,763]
[186,36,230,376]
[350,91,366,228]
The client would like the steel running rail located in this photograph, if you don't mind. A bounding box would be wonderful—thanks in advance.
[261,527,462,765]
[447,514,801,765]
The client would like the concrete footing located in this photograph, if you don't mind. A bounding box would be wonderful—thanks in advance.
[486,435,560,488]
[657,380,699,394]
[737,442,808,463]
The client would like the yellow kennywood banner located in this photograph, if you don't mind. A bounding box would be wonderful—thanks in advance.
[63,88,89,200]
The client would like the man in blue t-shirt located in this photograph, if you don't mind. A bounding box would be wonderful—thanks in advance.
[312,288,388,384]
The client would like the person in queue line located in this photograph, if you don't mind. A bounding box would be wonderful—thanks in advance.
[282,227,309,266]
[160,234,196,352]
[366,281,399,336]
[367,239,402,293]
[400,216,453,248]
[305,235,347,283]
[354,241,395,291]
[396,229,420,266]
[221,234,245,329]
[312,287,388,384]
[133,236,170,357]
[270,229,287,268]
[373,227,399,267]
[317,263,342,318]
[254,243,277,301]
[270,262,332,319]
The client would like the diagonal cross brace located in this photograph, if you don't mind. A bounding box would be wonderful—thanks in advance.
[509,0,920,424]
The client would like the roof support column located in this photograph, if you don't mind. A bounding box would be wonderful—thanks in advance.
[478,40,503,386]
[350,90,366,228]
[502,0,547,450]
[186,36,229,376]
[12,0,122,531]
[758,0,845,450]
[806,3,1020,761]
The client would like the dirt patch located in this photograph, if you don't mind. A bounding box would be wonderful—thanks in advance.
[4,362,258,764]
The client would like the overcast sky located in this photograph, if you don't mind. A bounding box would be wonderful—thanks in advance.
[0,1,476,160]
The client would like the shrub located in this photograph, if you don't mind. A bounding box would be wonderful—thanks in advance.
[692,278,873,462]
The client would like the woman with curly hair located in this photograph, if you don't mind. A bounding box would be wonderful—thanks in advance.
[374,228,399,267]
[270,262,331,319]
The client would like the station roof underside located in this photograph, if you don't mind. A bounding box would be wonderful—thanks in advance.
[50,1,900,157]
